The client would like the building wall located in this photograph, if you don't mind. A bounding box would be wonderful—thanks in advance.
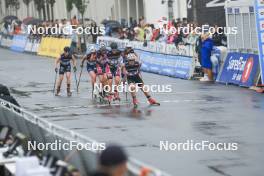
[0,0,187,25]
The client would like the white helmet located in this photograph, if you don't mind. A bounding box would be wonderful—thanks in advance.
[89,46,97,53]
[127,53,137,61]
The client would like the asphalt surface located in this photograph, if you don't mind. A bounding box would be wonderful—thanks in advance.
[1,48,264,176]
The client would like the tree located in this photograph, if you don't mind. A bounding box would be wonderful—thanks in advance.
[47,0,55,20]
[23,0,32,17]
[34,0,45,20]
[5,0,20,16]
[73,0,87,23]
[65,0,73,19]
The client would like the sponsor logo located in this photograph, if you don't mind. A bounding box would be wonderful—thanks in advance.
[241,57,254,83]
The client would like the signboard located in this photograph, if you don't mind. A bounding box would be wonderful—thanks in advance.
[255,0,264,83]
[135,49,194,79]
[10,35,27,52]
[217,52,259,87]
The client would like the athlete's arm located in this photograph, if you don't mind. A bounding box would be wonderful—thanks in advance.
[72,54,77,67]
[55,57,60,68]
[80,55,87,67]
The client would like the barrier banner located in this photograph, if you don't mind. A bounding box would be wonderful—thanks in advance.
[0,35,13,48]
[135,49,194,79]
[255,0,264,83]
[0,34,2,45]
[31,39,41,53]
[217,52,259,87]
[10,35,27,52]
[38,37,72,58]
[37,37,49,56]
[24,38,34,52]
[97,36,195,57]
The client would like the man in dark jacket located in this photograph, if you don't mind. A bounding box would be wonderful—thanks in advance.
[90,145,128,176]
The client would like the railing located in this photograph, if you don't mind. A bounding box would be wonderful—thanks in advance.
[0,98,171,176]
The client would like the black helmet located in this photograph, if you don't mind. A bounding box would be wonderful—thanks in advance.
[64,46,70,53]
[110,42,118,50]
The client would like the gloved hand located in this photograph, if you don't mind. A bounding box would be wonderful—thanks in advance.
[55,68,58,73]
[80,64,84,68]
[73,66,77,72]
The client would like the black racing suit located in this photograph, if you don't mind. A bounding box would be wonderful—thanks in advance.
[59,54,73,75]
[96,50,109,75]
[86,53,97,73]
[107,49,122,78]
[124,60,143,86]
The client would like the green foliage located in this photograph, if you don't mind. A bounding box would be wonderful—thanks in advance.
[23,0,32,6]
[34,0,45,11]
[65,0,73,12]
[73,0,87,15]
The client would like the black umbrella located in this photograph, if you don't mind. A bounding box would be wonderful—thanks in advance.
[25,18,43,25]
[2,15,18,22]
[105,21,121,29]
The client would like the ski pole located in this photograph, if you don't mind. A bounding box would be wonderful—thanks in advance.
[77,66,84,93]
[53,70,58,95]
[74,71,78,93]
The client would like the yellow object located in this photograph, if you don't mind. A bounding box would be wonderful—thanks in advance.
[37,37,72,58]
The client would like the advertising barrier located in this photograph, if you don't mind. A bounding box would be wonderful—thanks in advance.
[24,38,34,52]
[255,0,264,84]
[216,52,259,87]
[0,34,2,45]
[0,34,13,48]
[10,35,28,52]
[136,49,195,79]
[38,37,72,58]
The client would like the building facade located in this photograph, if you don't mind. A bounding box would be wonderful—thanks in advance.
[0,0,187,25]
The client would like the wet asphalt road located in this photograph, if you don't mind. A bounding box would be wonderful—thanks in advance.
[1,48,264,176]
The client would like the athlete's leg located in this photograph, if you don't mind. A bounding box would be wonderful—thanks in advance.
[56,74,64,96]
[66,72,72,96]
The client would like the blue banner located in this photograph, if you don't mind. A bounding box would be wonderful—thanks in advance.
[10,35,27,52]
[217,52,259,87]
[255,0,264,83]
[135,49,194,79]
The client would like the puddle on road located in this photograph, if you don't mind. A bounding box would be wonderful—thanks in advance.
[193,121,229,136]
[10,87,31,97]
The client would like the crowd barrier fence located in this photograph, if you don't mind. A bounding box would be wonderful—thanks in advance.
[0,33,72,58]
[96,36,195,57]
[37,37,72,58]
[0,98,171,176]
[96,36,196,79]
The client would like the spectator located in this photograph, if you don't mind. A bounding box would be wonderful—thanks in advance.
[90,145,128,176]
[71,15,79,26]
[212,24,227,47]
[200,32,214,81]
[134,25,144,41]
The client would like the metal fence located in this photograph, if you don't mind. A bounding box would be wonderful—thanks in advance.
[225,0,258,53]
[0,98,171,176]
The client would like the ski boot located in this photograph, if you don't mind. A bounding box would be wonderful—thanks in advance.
[148,97,160,106]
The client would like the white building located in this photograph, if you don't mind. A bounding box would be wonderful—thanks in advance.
[0,0,187,25]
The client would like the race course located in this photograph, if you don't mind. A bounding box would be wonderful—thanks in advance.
[0,48,264,176]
